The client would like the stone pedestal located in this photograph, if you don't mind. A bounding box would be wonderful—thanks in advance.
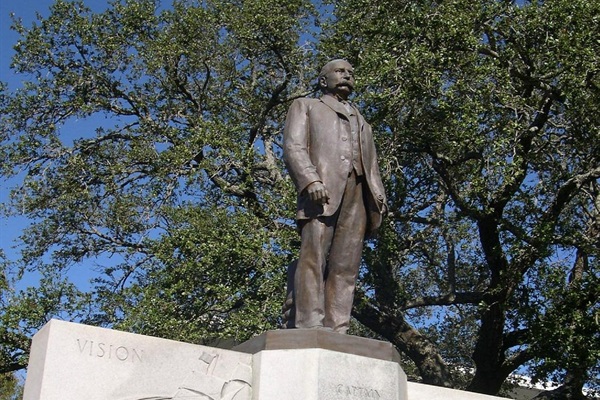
[235,330,407,400]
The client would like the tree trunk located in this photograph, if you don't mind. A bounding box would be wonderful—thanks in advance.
[533,371,587,400]
[353,294,454,387]
[466,301,510,395]
[467,216,514,395]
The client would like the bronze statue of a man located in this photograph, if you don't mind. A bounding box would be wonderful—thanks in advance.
[283,59,387,334]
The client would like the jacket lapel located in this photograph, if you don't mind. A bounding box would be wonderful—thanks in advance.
[320,94,351,120]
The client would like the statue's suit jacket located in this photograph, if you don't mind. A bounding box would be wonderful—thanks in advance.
[283,94,387,235]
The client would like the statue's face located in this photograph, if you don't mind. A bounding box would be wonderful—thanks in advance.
[319,60,355,99]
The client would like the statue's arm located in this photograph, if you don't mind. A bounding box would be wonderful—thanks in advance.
[283,99,322,193]
[362,121,388,214]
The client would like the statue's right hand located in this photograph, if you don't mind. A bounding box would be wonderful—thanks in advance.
[306,181,330,204]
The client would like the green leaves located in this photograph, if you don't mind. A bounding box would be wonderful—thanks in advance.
[113,205,290,342]
[1,0,598,395]
[325,0,600,393]
[1,0,310,370]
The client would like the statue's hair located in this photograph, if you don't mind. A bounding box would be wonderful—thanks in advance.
[319,59,351,79]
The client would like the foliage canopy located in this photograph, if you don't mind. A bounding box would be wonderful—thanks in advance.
[1,0,598,397]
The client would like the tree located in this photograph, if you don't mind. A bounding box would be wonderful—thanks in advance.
[1,0,599,397]
[322,0,600,395]
[1,249,89,374]
[0,0,314,361]
[0,371,23,400]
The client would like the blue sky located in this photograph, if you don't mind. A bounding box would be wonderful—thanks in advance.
[0,0,111,288]
[1,0,53,270]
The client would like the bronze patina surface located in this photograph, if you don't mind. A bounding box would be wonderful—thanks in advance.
[283,60,387,334]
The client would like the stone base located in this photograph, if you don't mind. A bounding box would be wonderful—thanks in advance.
[407,382,511,400]
[23,320,514,400]
[253,348,406,400]
[235,329,406,400]
[234,329,402,363]
[23,319,252,400]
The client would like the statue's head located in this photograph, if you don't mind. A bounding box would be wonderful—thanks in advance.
[318,59,355,99]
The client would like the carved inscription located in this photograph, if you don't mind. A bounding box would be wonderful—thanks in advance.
[77,339,143,362]
[336,384,381,399]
